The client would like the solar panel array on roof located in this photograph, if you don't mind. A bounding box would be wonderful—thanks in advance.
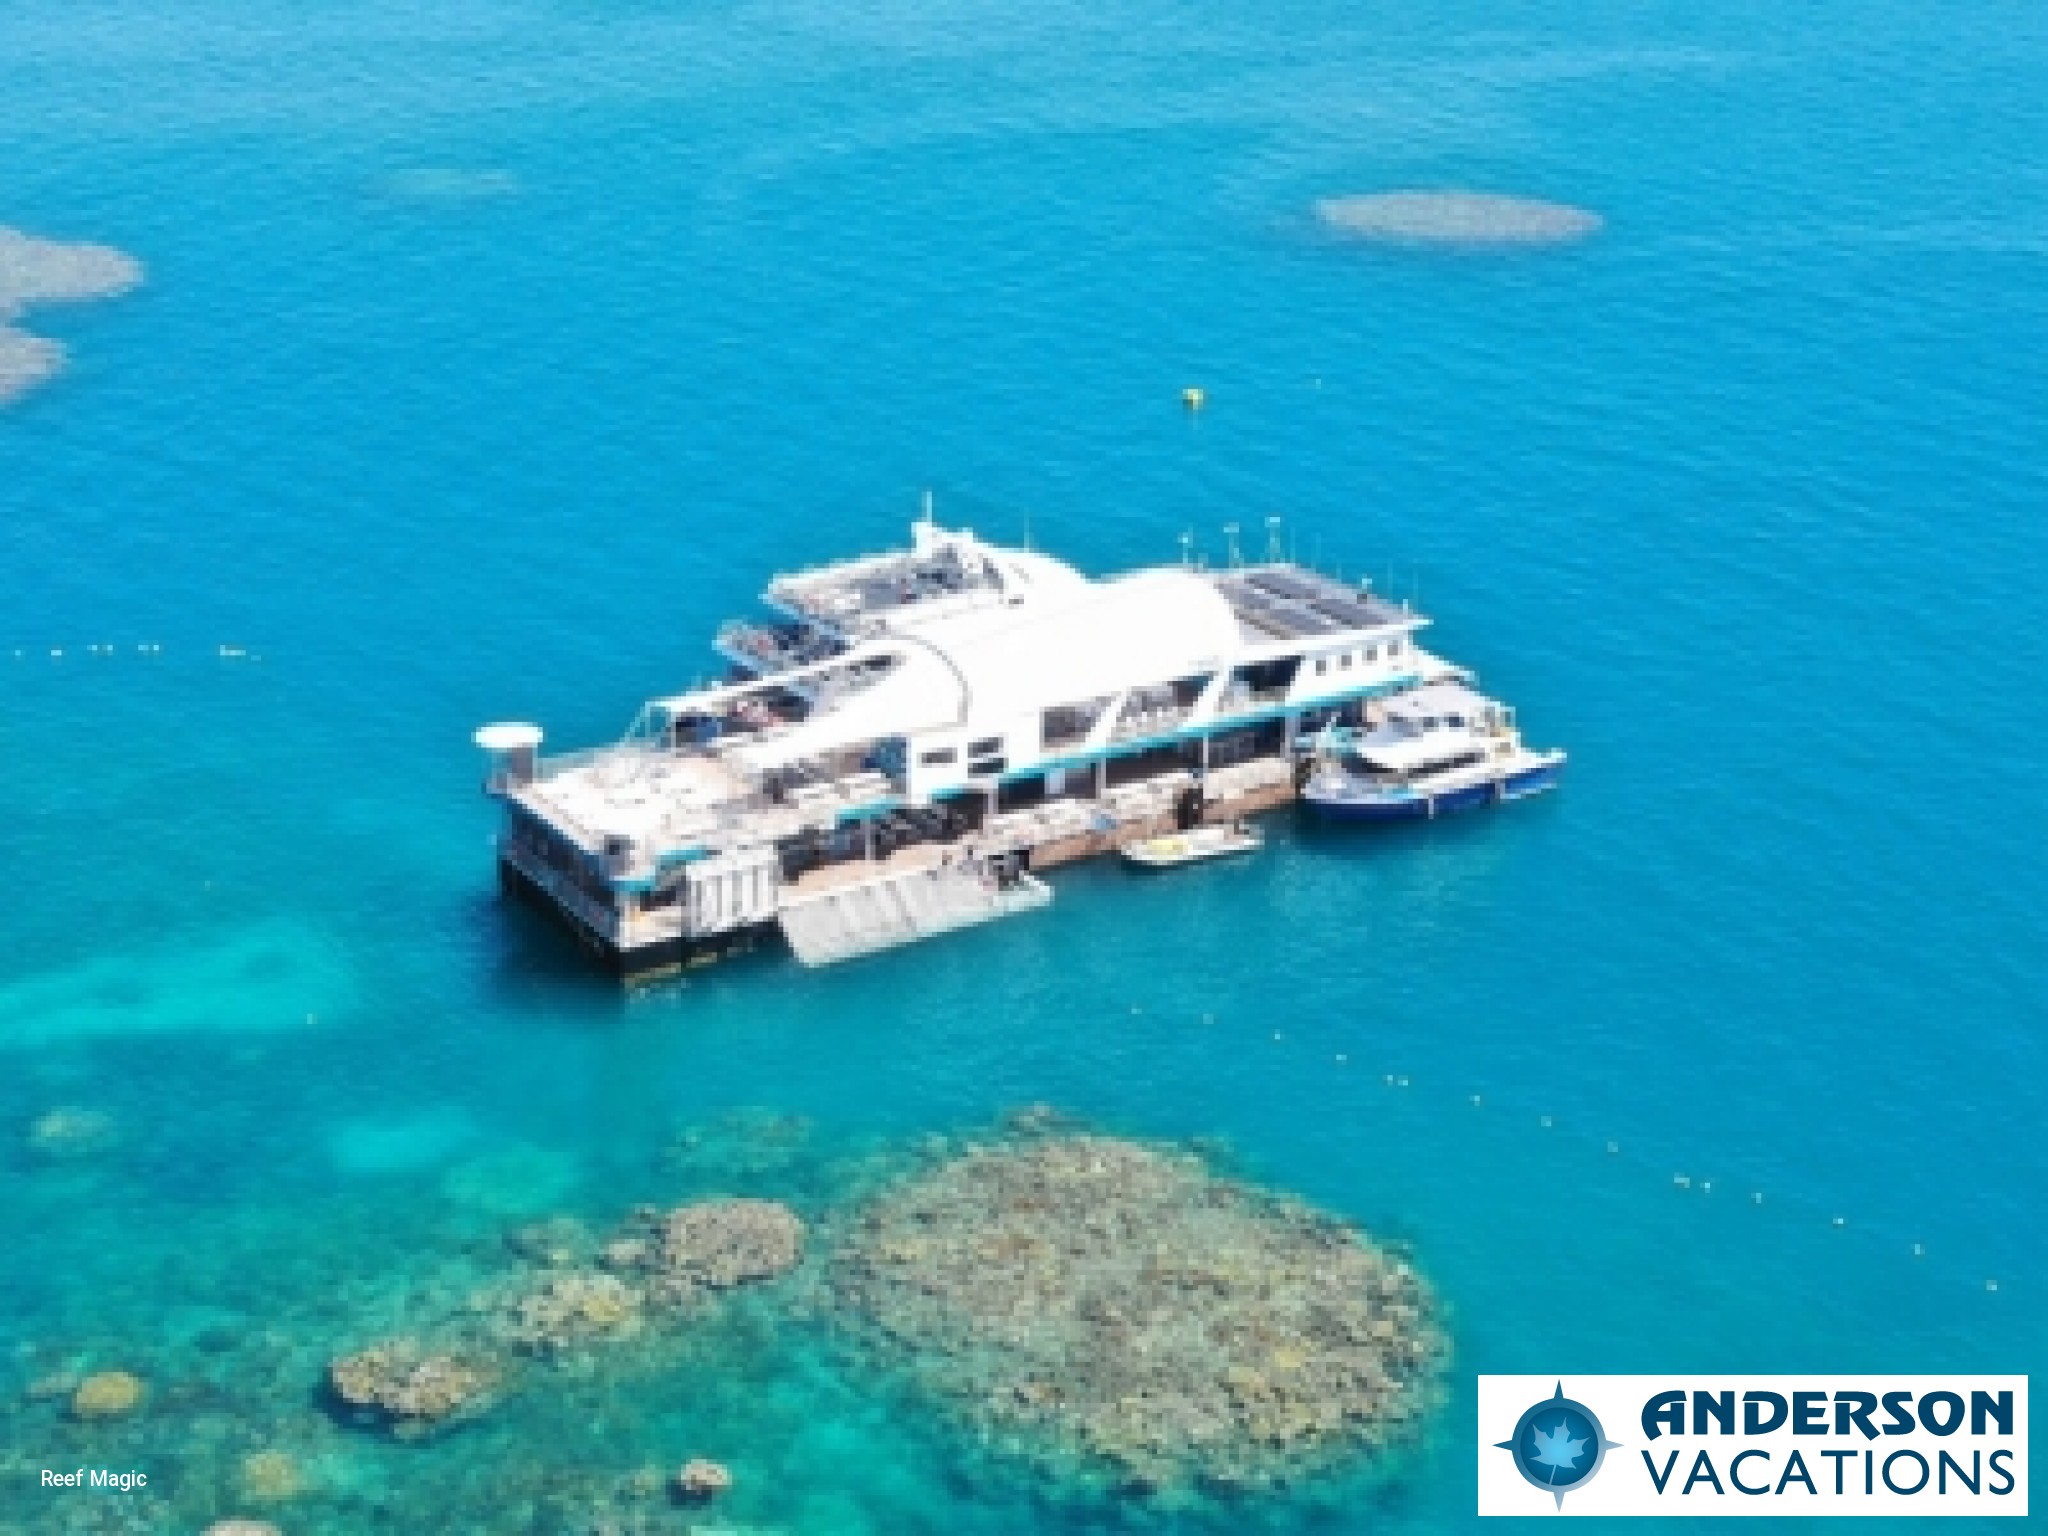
[1247,570,1324,602]
[1214,568,1407,640]
[1310,597,1384,628]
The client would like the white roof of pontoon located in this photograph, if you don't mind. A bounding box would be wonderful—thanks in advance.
[944,567,1241,716]
[710,564,1243,772]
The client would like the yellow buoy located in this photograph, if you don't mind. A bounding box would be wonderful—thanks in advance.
[1182,387,1205,411]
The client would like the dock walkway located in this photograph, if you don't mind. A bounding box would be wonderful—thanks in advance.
[778,863,1053,966]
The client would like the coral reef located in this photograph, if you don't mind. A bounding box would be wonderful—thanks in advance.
[506,1269,645,1357]
[1316,191,1601,247]
[490,1197,803,1358]
[834,1132,1447,1493]
[672,1457,734,1503]
[0,228,143,406]
[4,1112,1449,1530]
[237,1449,304,1502]
[26,1107,118,1161]
[608,1198,806,1307]
[326,1339,501,1438]
[321,1196,804,1436]
[69,1369,145,1420]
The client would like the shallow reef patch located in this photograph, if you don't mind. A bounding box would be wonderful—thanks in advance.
[23,1105,119,1163]
[832,1120,1449,1496]
[0,226,142,405]
[1315,191,1602,248]
[319,1194,807,1441]
[6,1110,1449,1531]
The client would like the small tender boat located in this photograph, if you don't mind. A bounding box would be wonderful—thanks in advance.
[1121,821,1265,869]
[1299,682,1564,822]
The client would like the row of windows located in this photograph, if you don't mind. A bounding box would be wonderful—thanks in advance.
[1314,638,1404,677]
[920,736,1005,771]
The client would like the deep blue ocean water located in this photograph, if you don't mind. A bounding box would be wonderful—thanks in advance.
[3,1,2044,1530]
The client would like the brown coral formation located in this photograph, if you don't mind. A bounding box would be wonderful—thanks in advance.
[324,1196,803,1439]
[672,1457,733,1503]
[69,1370,145,1420]
[506,1269,644,1356]
[501,1197,801,1354]
[834,1133,1448,1493]
[327,1339,500,1439]
[607,1198,806,1307]
[237,1449,305,1503]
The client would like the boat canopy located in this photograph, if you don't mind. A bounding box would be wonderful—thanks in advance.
[1379,681,1499,728]
[1347,725,1483,774]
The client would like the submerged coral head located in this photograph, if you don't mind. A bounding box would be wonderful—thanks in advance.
[1316,191,1602,248]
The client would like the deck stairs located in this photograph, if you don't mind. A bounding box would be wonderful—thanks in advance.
[777,864,1053,966]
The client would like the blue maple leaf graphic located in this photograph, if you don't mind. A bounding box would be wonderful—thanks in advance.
[1528,1419,1586,1480]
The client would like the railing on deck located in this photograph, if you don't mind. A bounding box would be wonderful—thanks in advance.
[1110,705,1194,742]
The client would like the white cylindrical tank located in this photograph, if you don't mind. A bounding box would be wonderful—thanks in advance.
[474,722,543,795]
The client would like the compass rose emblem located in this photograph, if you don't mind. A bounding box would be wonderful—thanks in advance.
[1495,1381,1622,1509]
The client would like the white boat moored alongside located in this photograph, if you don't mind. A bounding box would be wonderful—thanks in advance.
[1298,683,1564,822]
[1120,821,1265,870]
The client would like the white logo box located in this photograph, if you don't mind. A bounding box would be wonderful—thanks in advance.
[1478,1375,2028,1517]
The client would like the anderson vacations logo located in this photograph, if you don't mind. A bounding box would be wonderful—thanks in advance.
[1479,1375,2028,1516]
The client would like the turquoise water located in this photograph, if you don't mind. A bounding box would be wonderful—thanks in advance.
[4,0,2044,1529]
